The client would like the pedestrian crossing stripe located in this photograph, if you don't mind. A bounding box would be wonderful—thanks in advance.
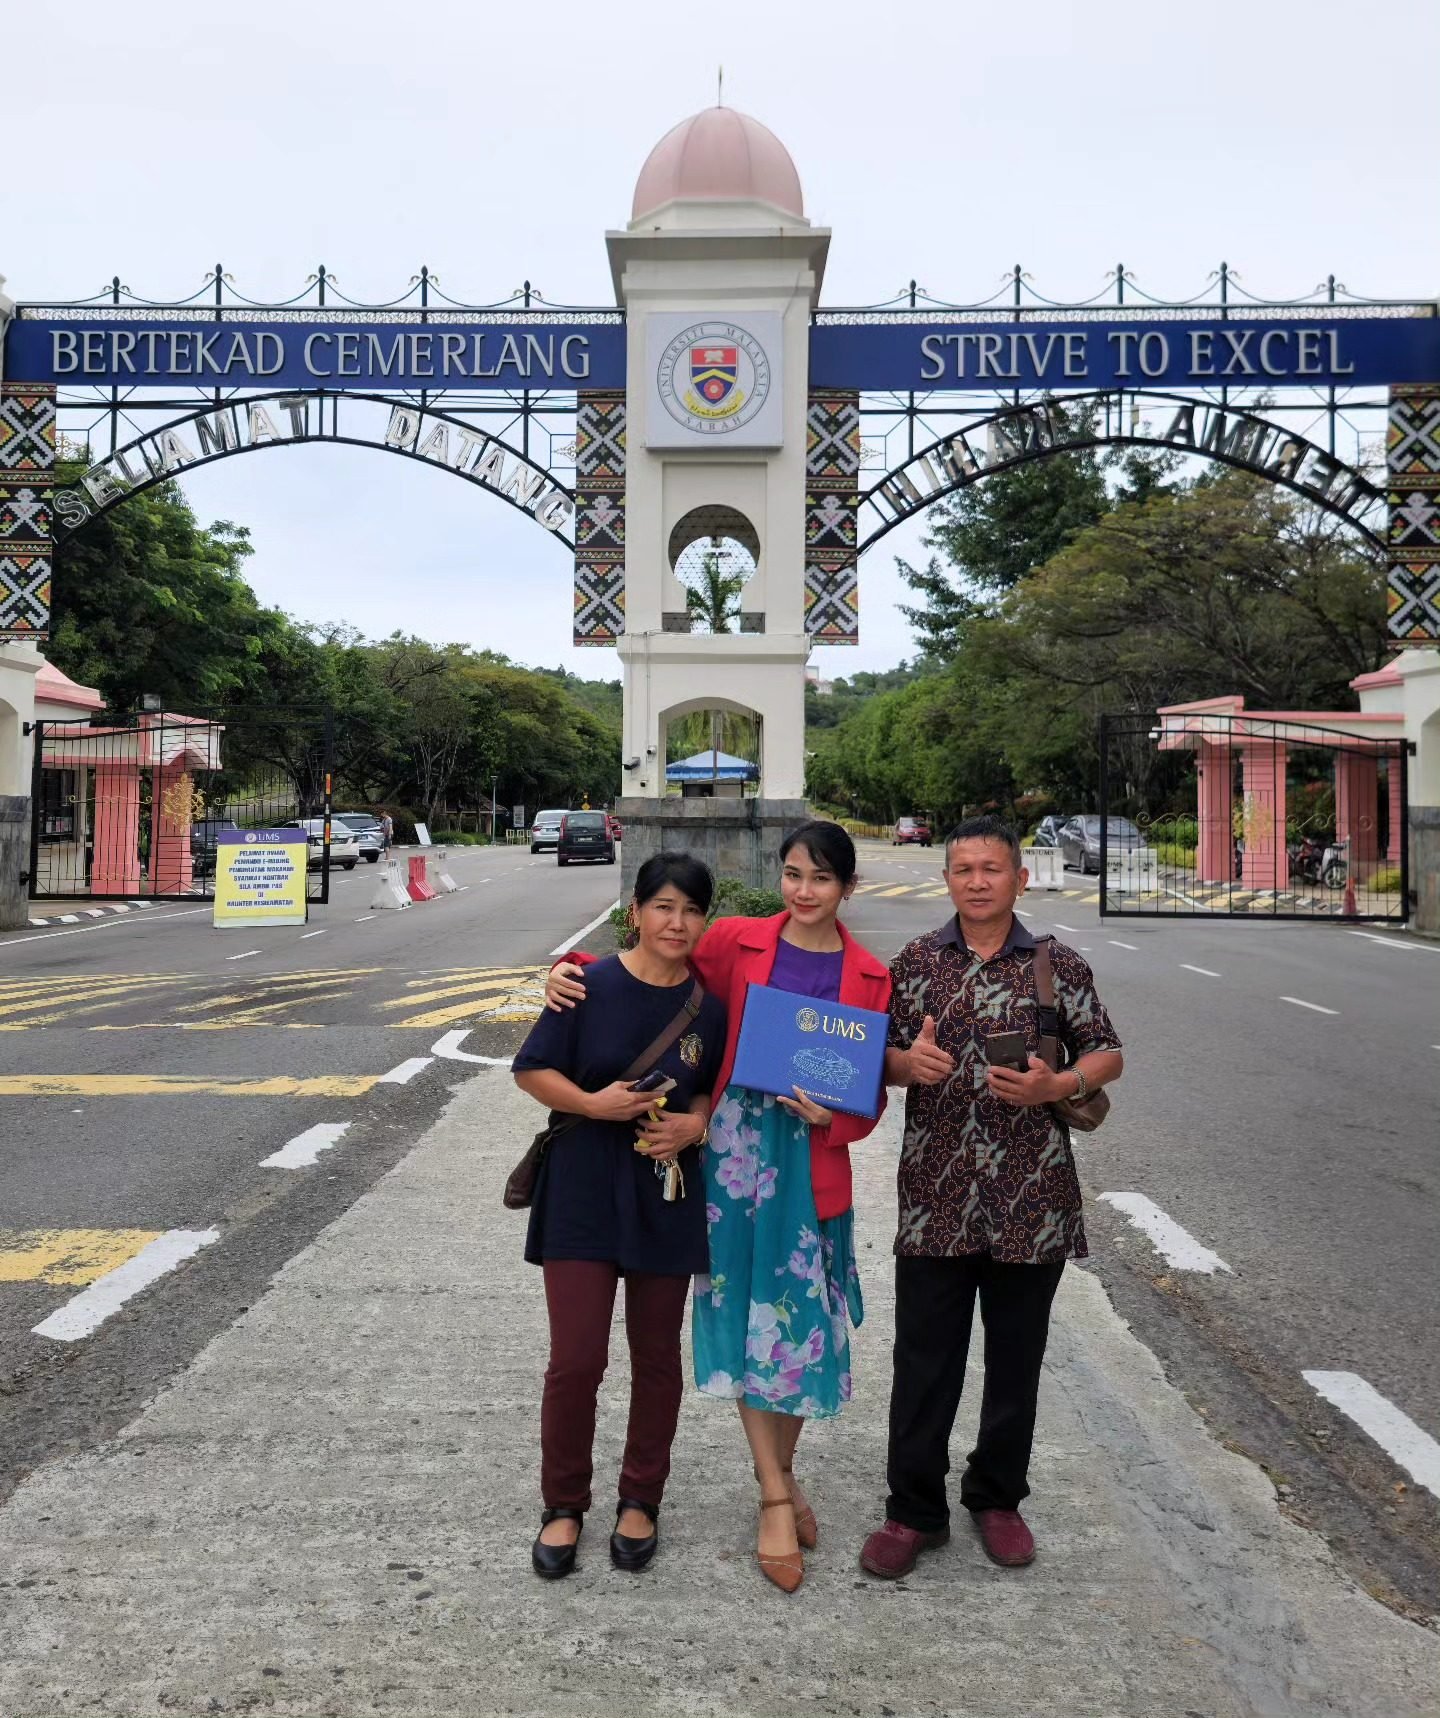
[0,1227,162,1285]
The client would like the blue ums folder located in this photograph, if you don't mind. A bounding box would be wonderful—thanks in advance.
[731,982,888,1118]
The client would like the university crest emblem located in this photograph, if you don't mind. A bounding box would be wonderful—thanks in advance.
[690,344,739,408]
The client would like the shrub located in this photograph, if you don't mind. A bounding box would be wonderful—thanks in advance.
[1151,842,1197,870]
[1369,866,1403,892]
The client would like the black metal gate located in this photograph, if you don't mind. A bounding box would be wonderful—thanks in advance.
[28,709,336,903]
[1097,711,1411,922]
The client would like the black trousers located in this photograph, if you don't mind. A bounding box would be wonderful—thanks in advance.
[885,1253,1065,1531]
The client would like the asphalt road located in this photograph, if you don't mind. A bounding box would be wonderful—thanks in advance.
[1,836,1436,1621]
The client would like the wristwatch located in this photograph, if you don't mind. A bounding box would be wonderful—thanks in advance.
[1071,1067,1089,1102]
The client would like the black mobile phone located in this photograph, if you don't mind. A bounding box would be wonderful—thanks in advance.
[629,1070,677,1095]
[982,1030,1031,1074]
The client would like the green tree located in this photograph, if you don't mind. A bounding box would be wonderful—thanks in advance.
[682,550,745,634]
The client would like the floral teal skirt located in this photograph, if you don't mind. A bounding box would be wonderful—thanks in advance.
[692,1084,863,1419]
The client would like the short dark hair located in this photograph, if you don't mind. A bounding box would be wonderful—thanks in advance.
[633,850,715,915]
[779,819,858,887]
[945,815,1022,869]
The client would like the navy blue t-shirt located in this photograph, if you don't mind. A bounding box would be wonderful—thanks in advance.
[512,955,727,1274]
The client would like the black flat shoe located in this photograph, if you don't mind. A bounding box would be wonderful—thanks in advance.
[609,1498,659,1572]
[532,1506,584,1579]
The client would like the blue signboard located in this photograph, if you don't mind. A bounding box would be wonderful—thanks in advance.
[810,316,1440,392]
[9,311,1440,393]
[5,318,628,392]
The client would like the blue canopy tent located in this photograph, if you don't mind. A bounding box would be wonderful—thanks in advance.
[665,749,760,795]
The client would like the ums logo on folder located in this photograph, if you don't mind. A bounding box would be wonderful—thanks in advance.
[731,982,889,1118]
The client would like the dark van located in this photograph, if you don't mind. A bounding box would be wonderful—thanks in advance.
[556,810,615,867]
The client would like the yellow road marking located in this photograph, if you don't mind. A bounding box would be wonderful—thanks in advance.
[0,978,194,1024]
[406,966,545,982]
[0,1227,162,1285]
[0,1074,381,1097]
[386,993,524,1030]
[90,1022,324,1031]
[379,977,536,1010]
[874,884,917,898]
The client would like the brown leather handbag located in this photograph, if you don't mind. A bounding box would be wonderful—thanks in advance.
[503,979,704,1209]
[1031,939,1111,1133]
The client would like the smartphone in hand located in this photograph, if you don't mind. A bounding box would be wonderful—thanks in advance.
[629,1071,677,1096]
[982,1031,1031,1074]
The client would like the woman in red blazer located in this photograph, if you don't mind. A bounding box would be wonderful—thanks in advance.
[546,820,891,1593]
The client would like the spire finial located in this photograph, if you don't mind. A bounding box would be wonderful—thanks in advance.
[717,65,724,106]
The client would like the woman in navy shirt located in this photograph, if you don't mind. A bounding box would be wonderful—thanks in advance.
[513,852,726,1579]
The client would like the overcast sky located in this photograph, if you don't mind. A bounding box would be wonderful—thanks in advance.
[12,0,1439,681]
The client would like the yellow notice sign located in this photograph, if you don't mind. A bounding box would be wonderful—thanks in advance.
[213,829,309,928]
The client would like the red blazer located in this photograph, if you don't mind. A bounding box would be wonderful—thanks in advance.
[560,911,891,1221]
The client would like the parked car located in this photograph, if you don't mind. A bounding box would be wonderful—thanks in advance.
[1030,815,1068,849]
[283,817,360,871]
[557,809,616,866]
[334,812,385,862]
[892,816,933,847]
[1058,815,1147,874]
[531,809,566,853]
[190,816,238,878]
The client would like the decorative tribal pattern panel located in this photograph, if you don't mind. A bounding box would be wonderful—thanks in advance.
[1387,385,1440,643]
[804,390,860,644]
[0,382,56,638]
[573,390,626,645]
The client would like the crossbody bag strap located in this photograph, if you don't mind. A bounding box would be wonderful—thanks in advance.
[542,977,705,1141]
[619,978,705,1082]
[1029,938,1064,1073]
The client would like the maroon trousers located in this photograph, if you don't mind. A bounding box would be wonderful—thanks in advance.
[540,1260,690,1511]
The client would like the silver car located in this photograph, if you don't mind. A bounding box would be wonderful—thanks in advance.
[530,809,566,853]
[1059,816,1146,875]
[284,817,361,871]
[335,812,385,862]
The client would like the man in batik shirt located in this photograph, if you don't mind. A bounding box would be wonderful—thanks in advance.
[861,815,1123,1577]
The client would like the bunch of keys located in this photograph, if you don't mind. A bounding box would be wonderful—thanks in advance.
[630,1071,685,1202]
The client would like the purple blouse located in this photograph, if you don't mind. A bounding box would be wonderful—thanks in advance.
[768,937,844,1004]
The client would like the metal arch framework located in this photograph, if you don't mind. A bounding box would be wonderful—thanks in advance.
[50,391,578,547]
[858,391,1386,556]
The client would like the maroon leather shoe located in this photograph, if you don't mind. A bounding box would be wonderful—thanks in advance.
[859,1518,950,1579]
[971,1508,1035,1566]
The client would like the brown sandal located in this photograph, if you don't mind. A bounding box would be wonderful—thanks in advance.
[757,1496,804,1593]
[755,1463,817,1549]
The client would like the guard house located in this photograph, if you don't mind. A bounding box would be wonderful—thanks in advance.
[666,748,761,800]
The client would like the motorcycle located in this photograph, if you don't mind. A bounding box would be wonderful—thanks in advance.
[1288,834,1326,884]
[1320,839,1347,889]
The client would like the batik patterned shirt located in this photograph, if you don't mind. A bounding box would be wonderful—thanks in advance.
[887,915,1121,1264]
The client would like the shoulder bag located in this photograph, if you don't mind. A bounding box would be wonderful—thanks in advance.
[1030,939,1111,1134]
[502,978,704,1209]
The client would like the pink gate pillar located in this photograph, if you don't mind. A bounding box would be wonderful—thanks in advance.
[1387,762,1403,865]
[151,762,196,894]
[1335,752,1380,873]
[1240,743,1287,891]
[90,761,142,894]
[1195,742,1233,883]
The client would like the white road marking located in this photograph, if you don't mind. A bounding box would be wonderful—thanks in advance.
[432,1027,513,1066]
[457,884,471,892]
[378,1056,433,1085]
[259,1121,351,1169]
[1280,996,1339,1016]
[550,900,621,959]
[1347,929,1440,954]
[2,906,211,947]
[32,1229,220,1342]
[1099,1193,1233,1275]
[1108,939,1139,950]
[1302,1371,1440,1499]
[1180,963,1222,977]
[1053,923,1081,933]
[225,949,262,961]
[299,929,328,939]
[1014,907,1033,919]
[355,914,375,922]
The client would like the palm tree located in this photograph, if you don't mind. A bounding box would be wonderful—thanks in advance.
[683,548,744,634]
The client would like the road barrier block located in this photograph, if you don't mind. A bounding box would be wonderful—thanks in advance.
[1022,846,1063,890]
[407,854,437,903]
[435,848,459,894]
[371,857,411,911]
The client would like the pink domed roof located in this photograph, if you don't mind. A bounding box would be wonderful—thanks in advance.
[632,106,804,221]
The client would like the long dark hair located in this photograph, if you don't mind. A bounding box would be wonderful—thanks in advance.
[778,820,858,887]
